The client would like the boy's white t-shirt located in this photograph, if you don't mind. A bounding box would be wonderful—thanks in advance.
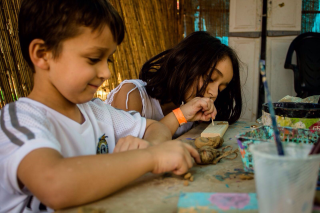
[0,98,146,213]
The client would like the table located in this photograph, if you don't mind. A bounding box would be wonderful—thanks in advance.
[57,121,259,213]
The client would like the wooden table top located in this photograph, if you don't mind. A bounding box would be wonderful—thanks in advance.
[57,121,260,213]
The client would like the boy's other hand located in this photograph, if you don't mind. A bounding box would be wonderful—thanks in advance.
[114,136,150,153]
[147,141,200,175]
[181,97,217,122]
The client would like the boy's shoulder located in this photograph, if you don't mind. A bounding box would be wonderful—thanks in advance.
[0,97,128,123]
[85,98,115,115]
[0,98,57,151]
[88,98,145,125]
[0,98,48,122]
[0,98,53,137]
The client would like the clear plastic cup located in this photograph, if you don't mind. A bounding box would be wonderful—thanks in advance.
[250,143,320,213]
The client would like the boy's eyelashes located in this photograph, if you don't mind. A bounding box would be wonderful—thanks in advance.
[87,58,114,64]
[88,58,101,64]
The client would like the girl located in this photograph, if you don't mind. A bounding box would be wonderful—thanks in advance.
[106,31,242,138]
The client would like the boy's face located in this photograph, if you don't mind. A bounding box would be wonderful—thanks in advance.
[47,26,117,104]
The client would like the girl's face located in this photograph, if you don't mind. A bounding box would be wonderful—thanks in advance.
[185,56,234,103]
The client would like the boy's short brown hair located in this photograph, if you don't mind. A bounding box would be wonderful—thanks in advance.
[18,0,125,71]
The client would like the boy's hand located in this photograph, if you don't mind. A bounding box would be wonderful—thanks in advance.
[147,141,201,175]
[180,97,217,122]
[114,136,150,153]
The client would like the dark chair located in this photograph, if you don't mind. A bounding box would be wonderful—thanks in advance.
[284,32,320,98]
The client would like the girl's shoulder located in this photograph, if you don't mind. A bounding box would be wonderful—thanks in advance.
[119,79,147,88]
[105,79,147,105]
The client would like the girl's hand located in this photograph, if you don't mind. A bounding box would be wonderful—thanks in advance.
[114,136,151,153]
[180,97,217,122]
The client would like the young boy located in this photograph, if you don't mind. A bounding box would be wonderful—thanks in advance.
[0,0,201,212]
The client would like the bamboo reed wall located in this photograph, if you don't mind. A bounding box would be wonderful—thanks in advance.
[1,0,319,107]
[0,0,232,106]
[0,0,181,104]
[95,0,230,100]
[0,0,32,108]
[95,0,181,100]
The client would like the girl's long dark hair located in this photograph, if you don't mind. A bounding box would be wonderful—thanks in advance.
[139,31,242,124]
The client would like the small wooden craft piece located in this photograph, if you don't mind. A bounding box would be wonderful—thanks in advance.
[184,173,191,179]
[182,172,194,186]
[201,121,229,138]
[238,174,254,180]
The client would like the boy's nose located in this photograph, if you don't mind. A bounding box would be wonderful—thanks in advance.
[97,63,111,80]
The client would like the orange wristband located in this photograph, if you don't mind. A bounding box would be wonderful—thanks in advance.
[172,108,187,126]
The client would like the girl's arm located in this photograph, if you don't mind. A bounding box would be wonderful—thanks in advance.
[160,97,217,136]
[108,83,172,152]
[144,119,172,144]
[109,83,217,136]
[110,83,143,114]
[17,141,200,210]
[114,119,172,152]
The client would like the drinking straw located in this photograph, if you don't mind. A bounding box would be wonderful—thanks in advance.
[260,61,285,156]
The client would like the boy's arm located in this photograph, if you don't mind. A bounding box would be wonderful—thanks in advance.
[17,141,200,210]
